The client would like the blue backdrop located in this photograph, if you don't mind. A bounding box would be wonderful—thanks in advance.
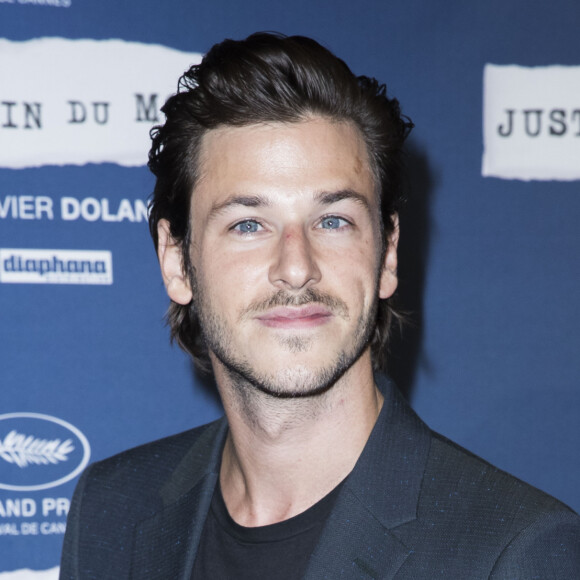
[1,1,579,576]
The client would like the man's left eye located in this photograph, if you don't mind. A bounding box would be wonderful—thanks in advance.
[319,216,348,230]
[233,220,262,234]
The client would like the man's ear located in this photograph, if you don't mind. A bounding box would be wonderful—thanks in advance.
[379,214,399,300]
[157,219,193,305]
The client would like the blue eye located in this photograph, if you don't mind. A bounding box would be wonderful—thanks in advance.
[233,220,261,234]
[320,216,348,230]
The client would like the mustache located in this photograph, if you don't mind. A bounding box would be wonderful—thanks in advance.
[239,288,349,319]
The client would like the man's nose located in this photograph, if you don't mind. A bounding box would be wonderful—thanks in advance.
[268,226,322,290]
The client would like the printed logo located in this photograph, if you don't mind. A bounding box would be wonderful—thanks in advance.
[0,413,90,492]
[482,64,580,181]
[0,194,148,223]
[0,249,113,285]
[0,38,202,168]
[0,431,73,468]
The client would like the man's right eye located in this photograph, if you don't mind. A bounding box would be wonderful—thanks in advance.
[232,219,262,234]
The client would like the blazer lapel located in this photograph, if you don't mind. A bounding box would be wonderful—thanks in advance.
[129,419,228,580]
[304,488,411,579]
[305,377,431,579]
[130,472,218,580]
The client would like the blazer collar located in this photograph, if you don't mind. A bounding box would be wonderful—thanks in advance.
[130,418,228,580]
[305,376,431,579]
[347,375,431,529]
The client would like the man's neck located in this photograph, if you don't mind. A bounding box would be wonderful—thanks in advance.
[213,355,383,527]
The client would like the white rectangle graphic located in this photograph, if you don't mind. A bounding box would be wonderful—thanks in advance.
[0,38,202,169]
[0,568,59,580]
[0,249,113,285]
[483,64,580,181]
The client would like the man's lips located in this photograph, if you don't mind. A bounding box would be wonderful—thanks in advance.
[255,306,333,329]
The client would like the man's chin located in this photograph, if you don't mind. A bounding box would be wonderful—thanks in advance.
[221,353,354,400]
[254,372,339,399]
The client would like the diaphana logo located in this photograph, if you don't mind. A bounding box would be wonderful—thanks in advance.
[0,413,91,492]
[0,248,112,285]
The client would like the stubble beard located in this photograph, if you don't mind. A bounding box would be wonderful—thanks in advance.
[190,271,379,400]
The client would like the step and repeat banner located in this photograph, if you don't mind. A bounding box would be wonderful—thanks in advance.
[1,1,579,577]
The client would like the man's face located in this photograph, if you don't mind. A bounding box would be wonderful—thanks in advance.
[163,117,397,397]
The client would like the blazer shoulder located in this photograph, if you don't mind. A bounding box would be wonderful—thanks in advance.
[489,508,580,578]
[389,428,580,577]
[83,417,226,501]
[426,429,577,521]
[60,417,226,579]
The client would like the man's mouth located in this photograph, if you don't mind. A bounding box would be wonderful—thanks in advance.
[256,306,333,329]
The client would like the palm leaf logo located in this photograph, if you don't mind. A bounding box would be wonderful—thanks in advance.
[0,430,75,468]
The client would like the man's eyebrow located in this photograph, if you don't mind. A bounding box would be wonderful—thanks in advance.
[314,189,371,210]
[208,195,272,220]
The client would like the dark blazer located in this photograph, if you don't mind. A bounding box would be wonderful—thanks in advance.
[60,378,580,579]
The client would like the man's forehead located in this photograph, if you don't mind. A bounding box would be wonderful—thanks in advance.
[198,117,372,167]
[194,118,376,198]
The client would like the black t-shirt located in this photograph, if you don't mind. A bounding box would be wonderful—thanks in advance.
[191,480,344,579]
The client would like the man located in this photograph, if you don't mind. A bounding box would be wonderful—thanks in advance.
[60,33,580,579]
